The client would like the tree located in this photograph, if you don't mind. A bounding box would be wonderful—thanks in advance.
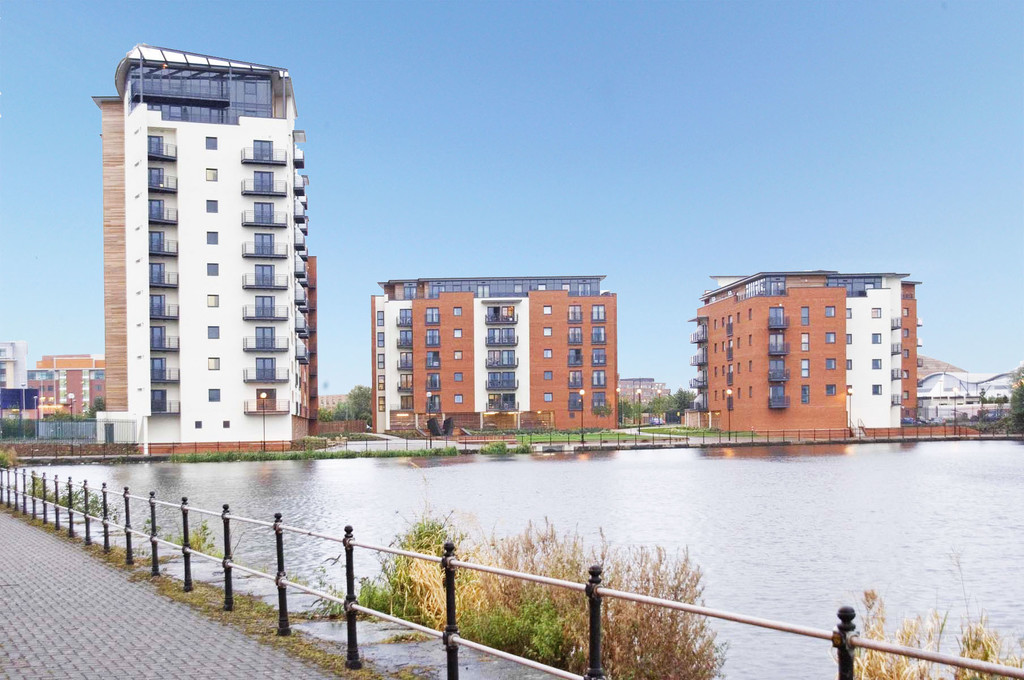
[347,385,373,424]
[1010,367,1024,433]
[86,397,106,417]
[318,407,336,422]
[674,389,696,412]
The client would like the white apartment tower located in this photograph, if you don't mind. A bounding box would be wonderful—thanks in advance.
[95,45,317,447]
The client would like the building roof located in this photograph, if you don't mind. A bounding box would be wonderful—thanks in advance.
[917,355,966,375]
[701,270,912,301]
[378,275,606,289]
[113,44,290,98]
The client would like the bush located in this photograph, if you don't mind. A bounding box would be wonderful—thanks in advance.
[480,442,508,455]
[357,516,723,679]
[0,447,17,468]
[300,436,329,451]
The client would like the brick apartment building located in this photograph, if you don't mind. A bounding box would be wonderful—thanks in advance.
[27,354,106,416]
[690,271,920,431]
[371,276,618,433]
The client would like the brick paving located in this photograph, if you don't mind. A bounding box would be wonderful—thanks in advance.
[0,511,337,679]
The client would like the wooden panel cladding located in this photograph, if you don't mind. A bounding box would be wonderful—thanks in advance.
[99,100,128,411]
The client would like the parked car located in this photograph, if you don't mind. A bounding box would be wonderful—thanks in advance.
[648,417,664,426]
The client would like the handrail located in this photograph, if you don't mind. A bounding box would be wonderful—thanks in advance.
[6,469,1023,680]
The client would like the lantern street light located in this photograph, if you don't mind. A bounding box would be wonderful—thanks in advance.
[615,387,621,427]
[579,389,586,445]
[635,387,643,434]
[426,391,433,448]
[725,388,733,441]
[846,386,853,433]
[67,393,76,417]
[259,392,268,451]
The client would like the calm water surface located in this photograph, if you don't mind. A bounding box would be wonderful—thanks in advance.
[40,440,1024,678]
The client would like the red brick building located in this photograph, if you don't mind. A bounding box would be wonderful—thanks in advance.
[27,355,106,417]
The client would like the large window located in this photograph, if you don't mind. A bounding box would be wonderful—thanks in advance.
[426,329,440,346]
[568,327,583,344]
[591,327,606,344]
[426,307,440,324]
[592,305,606,321]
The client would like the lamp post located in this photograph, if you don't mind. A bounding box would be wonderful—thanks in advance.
[846,386,853,433]
[615,387,621,427]
[952,387,959,437]
[19,383,26,439]
[725,388,733,441]
[426,391,433,448]
[67,393,75,417]
[579,389,586,445]
[259,391,268,451]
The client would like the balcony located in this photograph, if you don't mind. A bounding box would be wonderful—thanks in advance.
[767,315,790,330]
[425,381,441,391]
[486,379,518,390]
[294,173,307,195]
[568,314,583,323]
[243,337,288,352]
[891,318,902,330]
[243,305,288,321]
[295,290,309,311]
[149,240,178,257]
[244,400,289,415]
[568,336,583,346]
[726,373,734,386]
[768,342,791,356]
[690,327,707,343]
[486,336,518,347]
[726,347,734,361]
[592,356,607,366]
[768,395,791,409]
[241,147,287,165]
[488,402,519,412]
[242,210,287,228]
[294,258,307,278]
[241,179,287,196]
[726,322,733,336]
[296,318,311,338]
[689,350,707,366]
[568,379,584,389]
[396,337,413,349]
[692,398,708,412]
[148,175,177,193]
[296,343,309,364]
[150,368,180,383]
[485,357,518,368]
[891,395,903,406]
[242,242,288,258]
[891,368,903,380]
[689,377,707,390]
[396,316,413,328]
[149,272,178,288]
[147,143,176,161]
[485,313,518,324]
[133,80,229,104]
[768,369,790,382]
[293,146,305,168]
[568,356,584,367]
[243,368,289,383]
[294,230,306,252]
[151,400,180,415]
[151,336,179,352]
[149,208,178,224]
[397,383,414,393]
[150,304,179,320]
[891,343,902,355]
[242,274,288,290]
[591,336,607,346]
[294,203,308,224]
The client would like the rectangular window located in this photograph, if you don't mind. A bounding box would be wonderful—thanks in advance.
[454,350,463,360]
[377,353,385,370]
[376,311,384,327]
[825,358,836,370]
[454,329,463,338]
[871,308,882,318]
[207,263,219,276]
[801,385,810,404]
[207,295,219,307]
[903,328,910,338]
[206,200,218,213]
[801,333,810,351]
[825,332,836,344]
[544,327,552,336]
[903,307,909,317]
[454,372,463,382]
[206,168,218,181]
[208,326,220,339]
[592,370,606,387]
[825,384,837,396]
[568,305,582,322]
[206,136,217,150]
[223,421,230,428]
[543,349,552,358]
[426,329,440,346]
[568,327,583,344]
[544,393,553,402]
[800,307,810,326]
[825,306,836,317]
[400,396,414,409]
[592,327,606,343]
[195,421,203,429]
[454,394,463,404]
[846,334,853,345]
[426,307,440,324]
[592,348,606,365]
[377,332,384,348]
[592,392,606,409]
[426,351,440,367]
[872,359,882,369]
[543,305,552,315]
[592,305,606,321]
[544,371,552,380]
[378,397,386,412]
[872,333,882,344]
[846,360,852,370]
[846,308,852,319]
[872,384,883,395]
[801,359,810,378]
[453,307,462,316]
[209,389,221,402]
[208,357,220,370]
[207,231,218,245]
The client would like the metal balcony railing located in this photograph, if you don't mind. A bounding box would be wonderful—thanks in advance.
[150,400,180,414]
[768,395,791,409]
[690,376,707,389]
[486,380,518,390]
[241,147,287,164]
[149,272,178,287]
[243,368,289,383]
[568,379,583,389]
[243,337,288,352]
[294,172,307,195]
[147,143,176,161]
[425,381,441,391]
[568,356,584,367]
[296,344,309,364]
[690,351,707,366]
[567,313,583,323]
[726,348,734,361]
[568,336,583,346]
[293,146,305,168]
[150,336,179,352]
[134,80,230,102]
[485,313,517,324]
[242,210,287,227]
[242,274,289,290]
[241,179,287,196]
[891,344,903,355]
[485,357,518,368]
[396,338,413,349]
[242,242,288,258]
[767,315,790,329]
[690,327,707,343]
[891,318,902,330]
[244,399,290,414]
[892,368,903,380]
[768,369,791,382]
[150,304,179,319]
[243,305,288,321]
[149,240,178,256]
[149,208,178,224]
[485,336,518,347]
[726,373,734,386]
[150,368,180,383]
[768,342,791,356]
[891,395,903,406]
[726,322,733,336]
[148,175,177,192]
[397,383,413,392]
[591,336,607,345]
[488,402,519,412]
[396,316,413,327]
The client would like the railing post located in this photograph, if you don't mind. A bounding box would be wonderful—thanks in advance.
[343,525,363,669]
[66,477,74,537]
[101,483,110,553]
[123,487,133,565]
[834,605,856,680]
[273,512,291,636]
[441,540,459,680]
[3,468,8,508]
[83,480,92,545]
[31,471,37,519]
[42,472,48,524]
[53,477,60,531]
[149,491,159,576]
[222,504,234,611]
[583,564,605,679]
[180,497,193,592]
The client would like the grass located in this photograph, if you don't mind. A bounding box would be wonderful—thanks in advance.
[479,441,532,455]
[167,447,460,463]
[515,431,639,444]
[0,446,17,468]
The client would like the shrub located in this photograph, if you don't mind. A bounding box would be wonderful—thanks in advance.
[164,519,220,557]
[300,436,329,451]
[0,447,17,468]
[480,442,508,455]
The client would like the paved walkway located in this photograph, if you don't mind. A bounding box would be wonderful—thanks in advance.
[0,511,335,679]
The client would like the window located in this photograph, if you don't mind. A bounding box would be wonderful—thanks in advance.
[825,332,836,344]
[206,136,217,150]
[871,308,882,318]
[207,231,218,245]
[903,307,909,317]
[378,397,386,412]
[903,328,909,338]
[569,370,583,388]
[568,327,583,344]
[207,295,219,307]
[207,263,219,276]
[454,372,463,382]
[592,348,606,365]
[209,389,221,402]
[377,332,384,348]
[903,349,910,359]
[800,307,810,326]
[592,392,606,409]
[377,353,384,370]
[825,306,835,317]
[544,393,554,402]
[871,333,882,344]
[801,333,810,351]
[223,421,230,428]
[801,359,810,378]
[543,349,552,358]
[453,307,462,316]
[544,371,552,380]
[543,327,552,336]
[825,384,837,396]
[453,329,462,338]
[376,311,384,327]
[801,385,810,404]
[871,359,882,369]
[592,370,606,387]
[208,326,220,339]
[208,357,220,370]
[592,327,606,344]
[426,351,440,367]
[454,394,463,404]
[206,168,218,181]
[872,384,883,395]
[846,334,853,345]
[543,305,552,315]
[904,390,910,399]
[592,305,606,321]
[568,305,582,322]
[426,329,440,346]
[400,396,413,409]
[377,374,386,391]
[846,360,853,370]
[825,358,836,370]
[195,421,203,429]
[206,200,218,213]
[454,350,463,360]
[425,307,440,324]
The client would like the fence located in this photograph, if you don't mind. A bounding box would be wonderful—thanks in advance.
[0,418,137,443]
[4,467,1022,679]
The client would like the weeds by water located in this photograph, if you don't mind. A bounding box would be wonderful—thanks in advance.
[0,447,17,468]
[167,446,460,463]
[479,441,531,455]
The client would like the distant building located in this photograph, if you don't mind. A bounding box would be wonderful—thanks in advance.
[318,393,348,411]
[690,271,922,430]
[27,354,106,416]
[916,368,1019,419]
[618,378,670,403]
[0,341,29,388]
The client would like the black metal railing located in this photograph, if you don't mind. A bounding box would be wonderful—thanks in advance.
[486,380,518,390]
[767,315,789,329]
[148,175,178,192]
[726,322,733,336]
[243,305,289,321]
[690,327,707,343]
[486,337,518,347]
[397,359,413,370]
[690,376,707,389]
[147,143,177,160]
[243,368,289,383]
[134,80,230,102]
[768,343,791,356]
[396,317,413,327]
[150,336,179,351]
[4,472,1024,680]
[891,344,902,355]
[397,383,414,392]
[150,368,180,383]
[768,369,791,382]
[768,395,791,408]
[690,351,707,366]
[149,239,178,256]
[397,338,413,348]
[151,400,180,414]
[485,358,518,368]
[568,356,584,367]
[149,208,178,224]
[487,402,519,412]
[244,400,290,414]
[243,337,288,351]
[149,272,178,287]
[726,348,733,361]
[241,147,287,164]
[485,313,517,324]
[150,304,179,319]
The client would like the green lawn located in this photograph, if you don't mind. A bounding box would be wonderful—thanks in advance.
[515,431,658,444]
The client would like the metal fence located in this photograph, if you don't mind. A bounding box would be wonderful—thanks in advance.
[0,419,137,443]
[4,468,1022,679]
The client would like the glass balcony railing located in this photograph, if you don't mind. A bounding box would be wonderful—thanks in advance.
[241,147,287,164]
[243,305,288,321]
[242,242,288,258]
[243,337,288,352]
[243,368,289,383]
[242,210,287,227]
[241,179,287,196]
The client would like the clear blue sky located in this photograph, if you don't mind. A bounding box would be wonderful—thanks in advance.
[1,1,1021,393]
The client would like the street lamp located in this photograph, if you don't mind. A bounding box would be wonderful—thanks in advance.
[846,386,853,433]
[615,387,621,427]
[426,391,433,448]
[635,388,642,434]
[952,387,959,437]
[259,391,268,451]
[579,389,586,445]
[67,393,75,417]
[725,388,733,441]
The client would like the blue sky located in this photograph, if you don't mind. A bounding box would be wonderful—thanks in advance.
[1,1,1021,393]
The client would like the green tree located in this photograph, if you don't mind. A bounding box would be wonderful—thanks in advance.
[673,389,696,412]
[347,385,373,423]
[86,397,106,417]
[318,407,336,422]
[1010,367,1024,433]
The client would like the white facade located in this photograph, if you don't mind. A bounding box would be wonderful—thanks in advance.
[0,341,29,388]
[844,277,905,428]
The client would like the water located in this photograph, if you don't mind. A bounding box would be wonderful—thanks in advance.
[37,440,1024,678]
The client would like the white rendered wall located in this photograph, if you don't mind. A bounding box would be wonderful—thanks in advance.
[845,287,900,428]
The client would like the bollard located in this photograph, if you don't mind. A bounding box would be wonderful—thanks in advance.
[149,491,159,576]
[222,504,234,611]
[441,541,460,680]
[54,477,60,531]
[180,497,193,592]
[834,606,856,680]
[42,473,48,524]
[101,483,110,553]
[66,477,74,537]
[83,481,92,546]
[273,512,291,636]
[583,565,605,679]
[31,472,37,519]
[343,525,363,669]
[123,487,133,565]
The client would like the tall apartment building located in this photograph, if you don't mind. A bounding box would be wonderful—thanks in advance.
[371,276,618,433]
[27,354,106,416]
[94,45,317,445]
[618,377,670,403]
[690,271,920,431]
[0,341,29,389]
